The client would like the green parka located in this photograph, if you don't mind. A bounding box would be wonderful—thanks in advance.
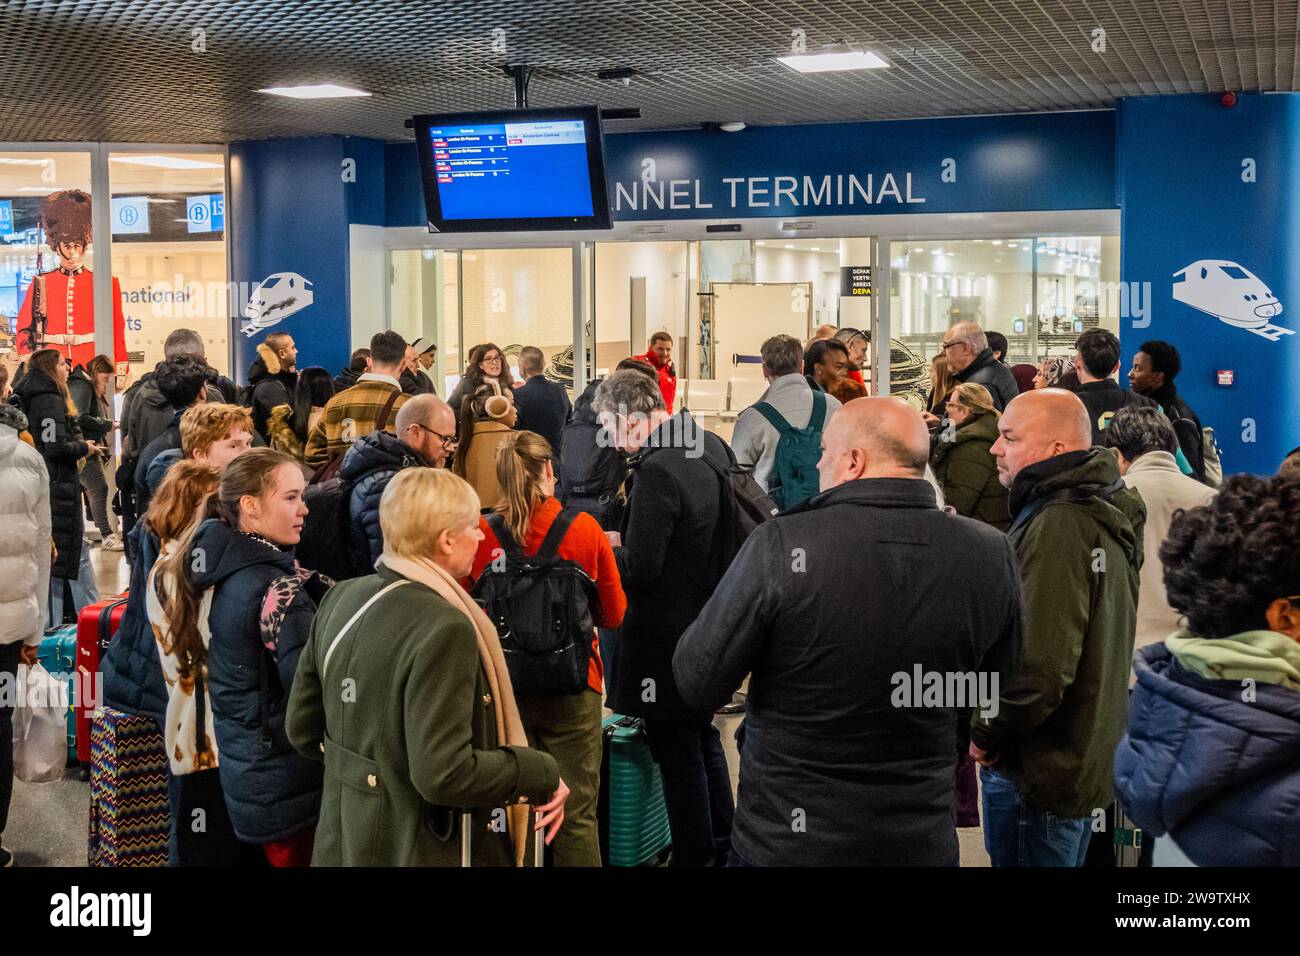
[970,448,1145,818]
[286,566,560,866]
[929,410,1010,530]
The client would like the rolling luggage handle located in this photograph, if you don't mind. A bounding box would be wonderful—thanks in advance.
[458,809,546,867]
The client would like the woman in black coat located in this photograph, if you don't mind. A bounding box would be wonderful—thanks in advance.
[14,349,106,614]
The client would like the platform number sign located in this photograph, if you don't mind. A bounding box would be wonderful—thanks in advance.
[186,194,225,234]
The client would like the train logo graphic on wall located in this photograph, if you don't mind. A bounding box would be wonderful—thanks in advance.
[240,272,314,337]
[1172,259,1293,341]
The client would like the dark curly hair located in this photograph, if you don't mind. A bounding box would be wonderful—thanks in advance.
[1160,474,1300,638]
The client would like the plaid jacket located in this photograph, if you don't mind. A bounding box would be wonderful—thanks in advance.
[304,380,408,468]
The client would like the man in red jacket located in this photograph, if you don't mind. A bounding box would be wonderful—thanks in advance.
[632,331,677,413]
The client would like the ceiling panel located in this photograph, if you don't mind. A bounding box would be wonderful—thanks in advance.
[0,0,1296,143]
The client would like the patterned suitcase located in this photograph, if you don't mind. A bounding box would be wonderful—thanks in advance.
[76,594,128,768]
[598,714,672,867]
[38,625,79,767]
[87,705,170,867]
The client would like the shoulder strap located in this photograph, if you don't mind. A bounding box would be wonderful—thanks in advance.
[376,388,401,431]
[751,401,793,435]
[536,507,580,560]
[807,390,827,431]
[485,512,524,559]
[1009,477,1126,536]
[322,579,410,676]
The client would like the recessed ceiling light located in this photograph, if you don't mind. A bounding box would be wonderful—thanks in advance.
[718,122,746,133]
[991,240,1002,245]
[913,247,923,252]
[257,84,371,99]
[17,186,57,192]
[784,244,795,249]
[109,155,223,170]
[1007,243,1018,249]
[0,157,51,166]
[777,44,890,74]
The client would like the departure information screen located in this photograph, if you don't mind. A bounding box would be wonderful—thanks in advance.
[426,120,596,221]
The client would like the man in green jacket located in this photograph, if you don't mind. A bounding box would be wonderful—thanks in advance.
[971,388,1145,866]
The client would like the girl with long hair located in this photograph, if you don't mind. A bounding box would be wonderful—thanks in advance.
[152,447,325,866]
[448,343,515,429]
[466,431,626,865]
[15,348,106,624]
[266,366,335,463]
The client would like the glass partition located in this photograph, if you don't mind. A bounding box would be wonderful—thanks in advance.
[107,150,229,375]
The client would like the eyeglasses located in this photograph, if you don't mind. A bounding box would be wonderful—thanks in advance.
[414,424,458,448]
[940,339,967,352]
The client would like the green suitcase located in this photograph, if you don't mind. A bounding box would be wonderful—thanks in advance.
[38,625,79,768]
[598,714,672,866]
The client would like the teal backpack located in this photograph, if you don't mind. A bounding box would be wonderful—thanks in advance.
[752,390,827,510]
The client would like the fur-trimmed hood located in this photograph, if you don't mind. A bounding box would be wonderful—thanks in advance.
[0,403,29,433]
[256,341,285,376]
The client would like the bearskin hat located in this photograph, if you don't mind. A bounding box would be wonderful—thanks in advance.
[42,188,93,248]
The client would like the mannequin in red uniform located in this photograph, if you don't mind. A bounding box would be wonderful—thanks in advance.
[16,189,128,377]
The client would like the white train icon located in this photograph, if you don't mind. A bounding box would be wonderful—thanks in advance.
[1172,259,1292,341]
[240,272,314,337]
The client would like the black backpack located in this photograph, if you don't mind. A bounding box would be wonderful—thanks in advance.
[557,415,628,530]
[296,467,360,581]
[702,442,778,570]
[472,509,597,695]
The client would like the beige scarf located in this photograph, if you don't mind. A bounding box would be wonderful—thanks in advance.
[377,552,532,865]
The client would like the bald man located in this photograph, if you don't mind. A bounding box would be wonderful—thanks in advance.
[940,321,1018,411]
[339,393,456,574]
[972,388,1146,867]
[808,323,839,345]
[673,397,1022,866]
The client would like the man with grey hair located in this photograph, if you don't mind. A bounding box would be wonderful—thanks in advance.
[940,321,1018,411]
[973,389,1146,866]
[673,397,1022,866]
[731,334,840,508]
[513,345,571,460]
[593,368,736,866]
[1103,406,1215,671]
[338,393,457,575]
[120,327,233,459]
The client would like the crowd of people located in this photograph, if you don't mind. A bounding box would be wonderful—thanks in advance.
[1,316,1297,870]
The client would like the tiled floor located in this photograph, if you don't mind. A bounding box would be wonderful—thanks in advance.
[9,540,990,867]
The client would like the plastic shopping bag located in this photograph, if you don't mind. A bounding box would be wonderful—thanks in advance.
[13,662,69,783]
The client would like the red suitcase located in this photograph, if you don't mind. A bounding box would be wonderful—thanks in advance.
[76,594,129,770]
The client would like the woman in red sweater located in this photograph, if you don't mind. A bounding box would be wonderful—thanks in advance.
[468,430,626,866]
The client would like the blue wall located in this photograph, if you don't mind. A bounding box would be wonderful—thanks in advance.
[229,137,352,383]
[1118,93,1300,475]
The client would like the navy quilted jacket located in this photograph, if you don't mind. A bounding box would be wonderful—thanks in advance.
[338,431,430,576]
[1115,642,1300,866]
[101,523,168,725]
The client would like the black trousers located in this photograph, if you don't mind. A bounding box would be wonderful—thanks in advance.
[0,642,22,839]
[643,717,735,867]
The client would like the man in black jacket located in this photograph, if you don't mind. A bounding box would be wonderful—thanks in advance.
[1128,339,1206,480]
[1072,329,1155,444]
[513,346,571,460]
[672,398,1023,866]
[246,332,298,441]
[338,394,455,575]
[335,348,370,393]
[941,322,1020,411]
[594,368,735,866]
[131,356,210,519]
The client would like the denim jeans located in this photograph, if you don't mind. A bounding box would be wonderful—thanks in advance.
[643,717,734,867]
[46,541,100,629]
[981,766,1092,867]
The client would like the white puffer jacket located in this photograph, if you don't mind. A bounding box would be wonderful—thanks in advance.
[0,409,52,647]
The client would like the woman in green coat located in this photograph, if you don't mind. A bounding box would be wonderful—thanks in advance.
[931,382,1010,531]
[286,468,567,866]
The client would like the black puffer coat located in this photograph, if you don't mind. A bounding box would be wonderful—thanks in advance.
[15,367,88,580]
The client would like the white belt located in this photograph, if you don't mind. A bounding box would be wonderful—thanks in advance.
[46,333,96,346]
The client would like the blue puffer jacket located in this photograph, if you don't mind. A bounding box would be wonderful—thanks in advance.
[189,519,323,843]
[1115,642,1300,866]
[338,431,430,576]
[101,523,168,726]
